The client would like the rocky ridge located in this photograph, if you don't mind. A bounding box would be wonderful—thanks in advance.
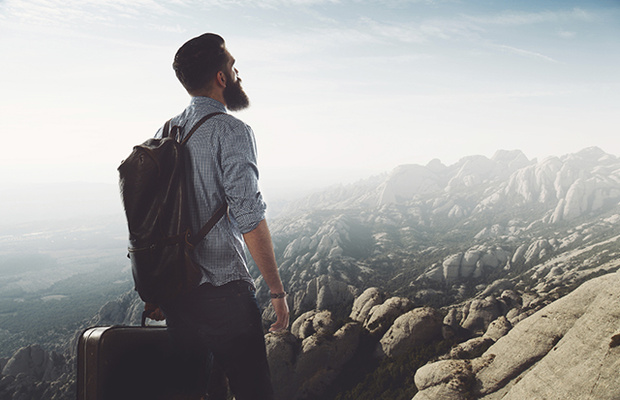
[258,147,620,315]
[2,147,620,399]
[6,263,619,400]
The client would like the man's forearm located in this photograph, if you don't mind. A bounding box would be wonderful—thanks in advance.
[243,219,285,293]
[244,218,290,332]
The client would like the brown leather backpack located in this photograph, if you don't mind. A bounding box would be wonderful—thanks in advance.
[118,113,226,304]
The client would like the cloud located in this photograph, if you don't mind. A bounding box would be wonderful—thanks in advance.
[0,0,180,29]
[465,7,595,26]
[495,44,558,63]
[359,17,428,43]
[558,30,577,39]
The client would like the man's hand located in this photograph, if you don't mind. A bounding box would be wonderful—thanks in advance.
[269,297,290,332]
[144,302,165,321]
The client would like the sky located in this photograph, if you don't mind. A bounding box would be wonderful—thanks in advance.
[1,0,619,201]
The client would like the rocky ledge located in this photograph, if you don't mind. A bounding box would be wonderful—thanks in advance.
[413,269,620,400]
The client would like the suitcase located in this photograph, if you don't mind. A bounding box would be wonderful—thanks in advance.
[76,313,208,400]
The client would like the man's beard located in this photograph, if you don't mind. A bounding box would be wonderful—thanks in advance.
[223,76,250,111]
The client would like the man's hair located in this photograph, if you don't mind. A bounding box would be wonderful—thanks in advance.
[173,33,227,93]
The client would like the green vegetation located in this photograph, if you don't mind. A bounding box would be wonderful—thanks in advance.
[0,262,132,357]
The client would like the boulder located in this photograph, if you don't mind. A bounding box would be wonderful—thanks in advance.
[460,296,502,333]
[349,287,383,323]
[294,322,362,399]
[413,355,495,400]
[267,322,362,400]
[291,310,337,339]
[377,307,443,359]
[442,253,463,282]
[449,337,495,360]
[523,239,552,265]
[364,296,413,337]
[483,316,512,342]
[294,275,357,315]
[265,332,298,400]
[413,359,476,400]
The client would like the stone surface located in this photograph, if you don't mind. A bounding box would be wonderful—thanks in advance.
[377,307,443,359]
[291,310,337,339]
[294,275,358,315]
[449,337,495,360]
[349,287,383,323]
[266,321,362,400]
[265,332,299,400]
[363,296,413,337]
[2,345,66,382]
[295,322,362,399]
[414,270,620,400]
[483,316,512,342]
[481,270,620,399]
[460,296,502,333]
[414,359,475,396]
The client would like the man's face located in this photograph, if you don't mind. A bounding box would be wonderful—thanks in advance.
[222,50,249,111]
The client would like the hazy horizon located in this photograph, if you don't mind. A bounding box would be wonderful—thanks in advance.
[0,145,617,230]
[1,1,619,189]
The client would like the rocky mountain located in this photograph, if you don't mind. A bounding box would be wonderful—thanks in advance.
[255,146,620,398]
[2,147,620,399]
[256,147,620,313]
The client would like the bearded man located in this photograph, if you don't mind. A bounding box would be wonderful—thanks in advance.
[147,33,289,400]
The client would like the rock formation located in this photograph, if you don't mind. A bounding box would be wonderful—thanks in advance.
[376,307,443,358]
[2,345,66,382]
[266,319,363,400]
[363,296,413,337]
[0,344,72,400]
[349,287,384,323]
[4,147,620,400]
[413,270,620,399]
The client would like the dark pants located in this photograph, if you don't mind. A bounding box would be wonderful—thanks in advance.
[161,280,274,400]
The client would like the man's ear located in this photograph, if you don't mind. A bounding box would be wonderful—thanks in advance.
[216,71,226,88]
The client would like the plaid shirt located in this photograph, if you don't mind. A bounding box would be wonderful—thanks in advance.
[155,97,265,288]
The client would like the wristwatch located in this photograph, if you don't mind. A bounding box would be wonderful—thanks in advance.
[270,291,288,299]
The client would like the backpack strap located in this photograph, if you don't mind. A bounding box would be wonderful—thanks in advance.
[162,119,172,138]
[185,112,228,245]
[190,203,228,246]
[180,112,225,145]
[162,112,225,142]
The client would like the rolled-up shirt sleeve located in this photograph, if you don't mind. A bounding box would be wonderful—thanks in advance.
[218,120,266,234]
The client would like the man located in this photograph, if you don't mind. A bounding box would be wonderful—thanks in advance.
[147,33,289,400]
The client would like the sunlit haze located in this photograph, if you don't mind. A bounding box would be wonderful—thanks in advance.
[1,0,619,202]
